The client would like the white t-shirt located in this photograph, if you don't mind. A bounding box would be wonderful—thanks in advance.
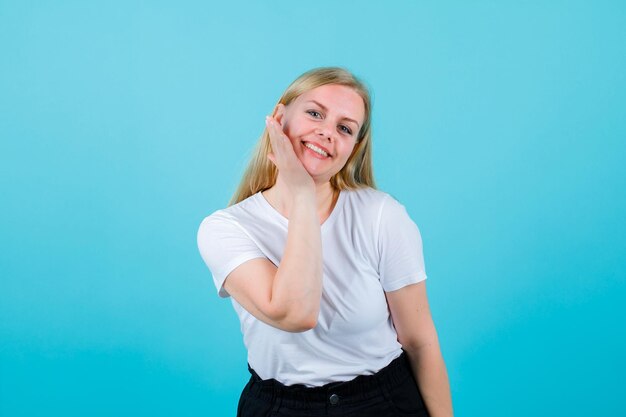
[197,187,427,387]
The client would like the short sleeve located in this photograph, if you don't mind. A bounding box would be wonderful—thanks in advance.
[377,196,427,292]
[197,212,266,298]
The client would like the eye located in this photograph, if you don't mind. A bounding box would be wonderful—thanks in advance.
[306,110,322,118]
[339,125,353,135]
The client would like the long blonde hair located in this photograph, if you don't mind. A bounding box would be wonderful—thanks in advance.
[229,67,375,206]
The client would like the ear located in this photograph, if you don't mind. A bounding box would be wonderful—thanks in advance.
[273,103,285,125]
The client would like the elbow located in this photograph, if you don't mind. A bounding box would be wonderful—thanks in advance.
[293,315,318,332]
[283,317,317,333]
[398,333,440,355]
[270,306,319,332]
[281,311,319,332]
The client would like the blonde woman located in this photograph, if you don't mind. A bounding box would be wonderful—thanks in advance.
[197,67,453,417]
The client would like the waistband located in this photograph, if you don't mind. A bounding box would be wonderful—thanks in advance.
[246,351,414,406]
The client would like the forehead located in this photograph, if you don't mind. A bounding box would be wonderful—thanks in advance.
[293,84,365,124]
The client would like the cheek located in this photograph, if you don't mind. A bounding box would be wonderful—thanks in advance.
[279,123,295,143]
[282,121,300,144]
[340,142,358,161]
[287,135,302,154]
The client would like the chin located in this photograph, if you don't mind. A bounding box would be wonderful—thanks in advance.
[300,165,327,180]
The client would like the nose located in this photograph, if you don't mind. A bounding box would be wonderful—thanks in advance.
[316,121,334,142]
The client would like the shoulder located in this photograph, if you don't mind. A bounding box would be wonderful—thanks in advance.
[196,193,267,257]
[342,187,407,220]
[342,187,392,211]
[343,188,421,241]
[198,192,263,229]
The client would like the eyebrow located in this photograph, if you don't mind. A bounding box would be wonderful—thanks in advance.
[305,100,361,129]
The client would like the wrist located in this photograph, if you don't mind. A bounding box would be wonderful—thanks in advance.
[290,189,316,206]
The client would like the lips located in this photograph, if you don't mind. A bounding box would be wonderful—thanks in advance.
[302,141,332,157]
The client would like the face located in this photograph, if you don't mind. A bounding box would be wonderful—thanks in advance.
[275,84,366,184]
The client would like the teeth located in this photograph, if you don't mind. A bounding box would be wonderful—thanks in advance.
[304,142,329,157]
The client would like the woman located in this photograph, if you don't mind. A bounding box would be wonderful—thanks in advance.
[197,67,453,417]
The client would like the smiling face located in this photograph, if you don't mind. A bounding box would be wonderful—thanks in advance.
[275,84,366,184]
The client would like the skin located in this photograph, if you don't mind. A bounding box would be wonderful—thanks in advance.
[223,83,453,416]
[387,283,455,417]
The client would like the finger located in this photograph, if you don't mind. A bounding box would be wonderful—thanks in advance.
[267,116,287,139]
[266,116,299,170]
[265,118,280,154]
[273,103,285,125]
[266,117,290,161]
[265,117,280,150]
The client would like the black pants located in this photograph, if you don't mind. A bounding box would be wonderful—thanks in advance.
[237,352,430,417]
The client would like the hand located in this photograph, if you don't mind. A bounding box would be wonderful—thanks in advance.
[265,112,315,194]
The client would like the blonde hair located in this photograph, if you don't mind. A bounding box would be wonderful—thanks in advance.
[229,67,375,206]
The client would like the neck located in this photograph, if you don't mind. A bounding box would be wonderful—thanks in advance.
[263,176,338,223]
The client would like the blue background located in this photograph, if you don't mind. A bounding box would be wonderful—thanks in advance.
[1,1,625,416]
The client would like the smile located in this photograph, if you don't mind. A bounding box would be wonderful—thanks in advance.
[303,142,330,158]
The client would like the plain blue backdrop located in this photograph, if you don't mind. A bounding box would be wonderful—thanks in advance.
[1,1,625,416]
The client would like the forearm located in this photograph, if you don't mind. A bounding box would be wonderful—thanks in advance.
[405,344,454,417]
[270,191,322,324]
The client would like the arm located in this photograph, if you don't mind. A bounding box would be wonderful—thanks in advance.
[223,191,321,332]
[222,112,322,332]
[386,281,454,417]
